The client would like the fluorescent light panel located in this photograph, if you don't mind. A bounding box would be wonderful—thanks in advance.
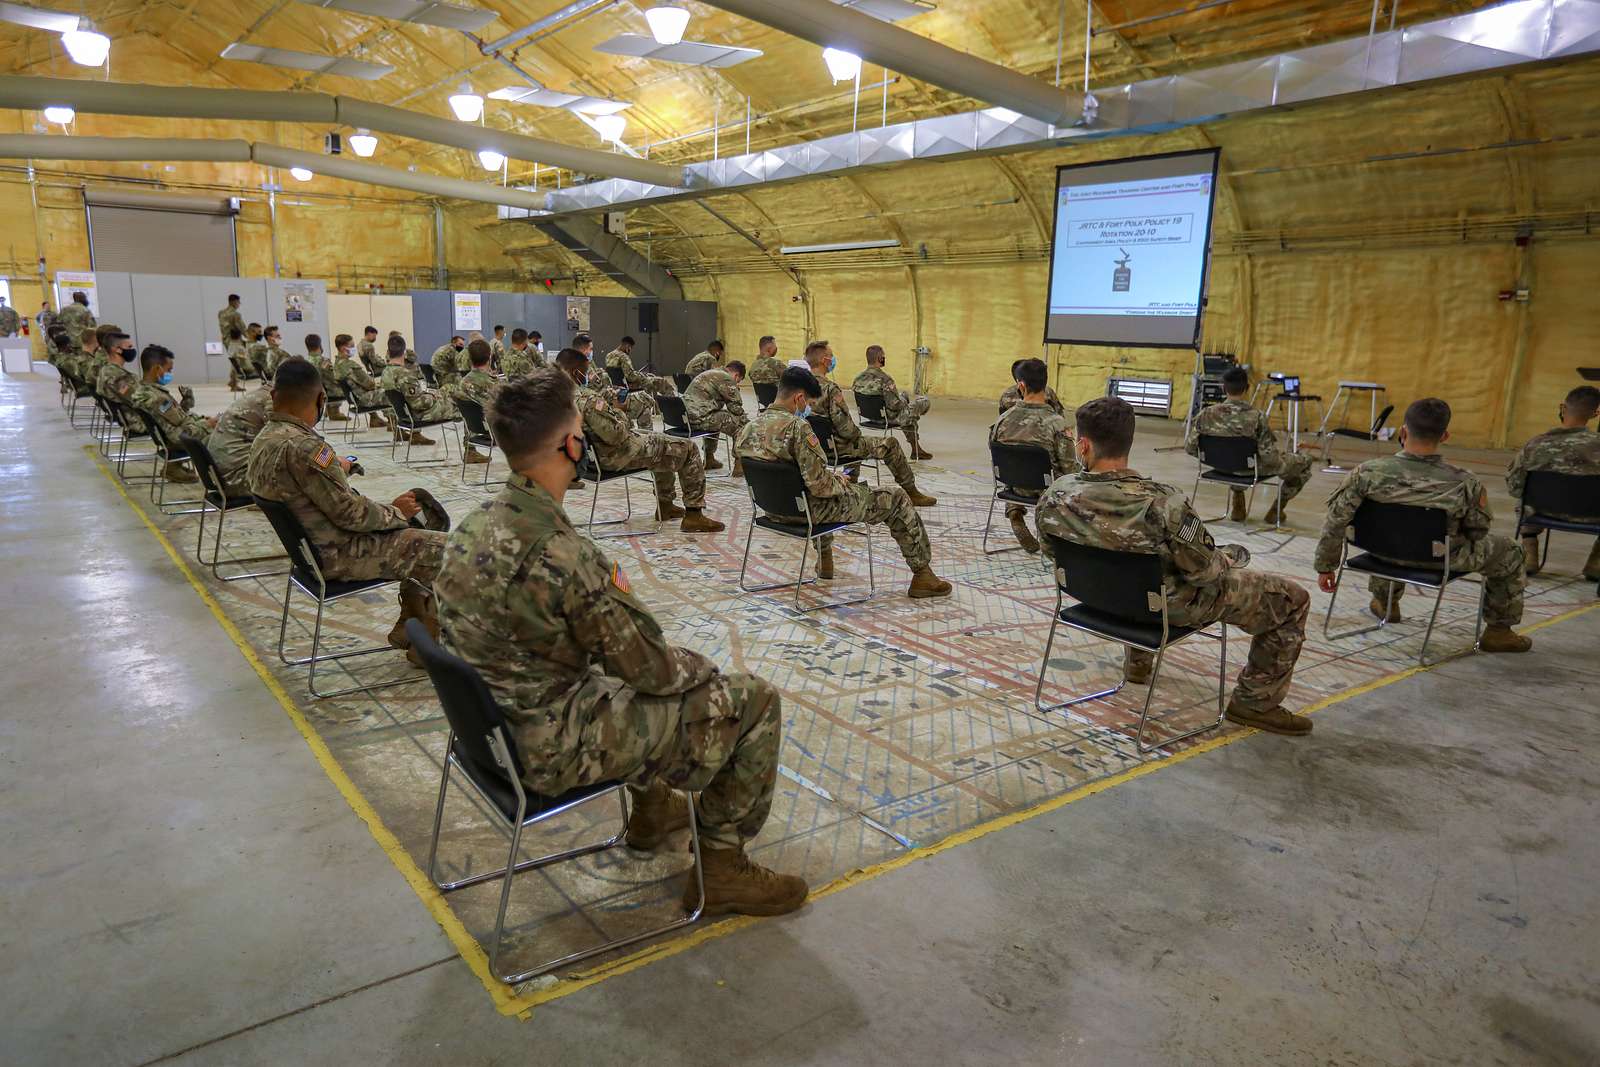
[0,1,81,32]
[487,86,631,116]
[220,42,395,80]
[594,33,762,68]
[781,239,900,254]
[295,0,496,32]
[834,0,935,22]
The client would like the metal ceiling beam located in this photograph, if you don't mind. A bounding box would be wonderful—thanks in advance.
[695,0,1084,125]
[0,74,687,187]
[532,214,684,297]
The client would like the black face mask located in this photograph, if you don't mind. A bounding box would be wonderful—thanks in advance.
[558,432,588,470]
[315,395,326,425]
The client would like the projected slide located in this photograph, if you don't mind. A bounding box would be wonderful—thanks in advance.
[1044,148,1220,348]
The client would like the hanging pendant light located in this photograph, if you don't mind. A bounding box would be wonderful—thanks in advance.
[478,148,506,171]
[347,129,378,157]
[594,114,627,144]
[61,26,111,67]
[448,83,484,122]
[822,47,861,84]
[43,105,75,126]
[643,6,691,45]
[289,166,314,182]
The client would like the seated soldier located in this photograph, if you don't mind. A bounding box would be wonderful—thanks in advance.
[557,347,725,533]
[262,325,296,379]
[1038,397,1314,735]
[1000,358,1065,415]
[804,340,937,507]
[434,370,805,916]
[449,338,499,410]
[381,335,487,464]
[852,344,933,459]
[1315,398,1530,650]
[686,359,750,476]
[247,359,447,664]
[329,333,389,430]
[76,326,106,391]
[990,357,1079,553]
[357,326,382,375]
[736,367,952,598]
[126,344,216,483]
[1185,366,1313,525]
[685,339,725,377]
[748,335,784,389]
[430,336,467,393]
[606,334,677,430]
[304,333,347,423]
[576,332,656,430]
[1507,385,1600,578]
[502,327,544,380]
[207,376,276,496]
[93,327,137,407]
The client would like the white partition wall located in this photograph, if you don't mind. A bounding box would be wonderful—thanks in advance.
[327,293,414,352]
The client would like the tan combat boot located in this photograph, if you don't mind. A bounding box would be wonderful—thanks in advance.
[1262,501,1284,526]
[368,412,389,430]
[656,500,685,521]
[703,446,724,471]
[463,445,490,465]
[1009,513,1039,553]
[409,431,434,446]
[906,431,933,461]
[731,456,744,479]
[625,782,690,850]
[390,585,433,651]
[1124,647,1153,685]
[1229,491,1248,523]
[1585,540,1600,581]
[816,545,834,580]
[1479,626,1533,653]
[327,406,350,422]
[164,462,198,483]
[1522,536,1542,576]
[681,509,725,533]
[908,567,953,599]
[683,846,808,917]
[1225,703,1313,736]
[1368,595,1402,624]
[907,487,937,508]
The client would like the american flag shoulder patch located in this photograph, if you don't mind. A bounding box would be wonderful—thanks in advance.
[611,562,632,594]
[313,443,336,469]
[1179,513,1204,543]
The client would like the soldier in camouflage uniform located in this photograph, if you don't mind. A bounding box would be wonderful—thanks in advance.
[55,291,96,338]
[126,345,215,483]
[748,335,785,388]
[851,345,933,459]
[218,294,246,392]
[488,324,506,369]
[206,380,275,496]
[990,358,1079,553]
[222,326,253,393]
[357,326,382,375]
[303,334,348,423]
[684,339,725,377]
[737,367,952,598]
[429,337,467,393]
[1037,396,1314,736]
[502,328,545,380]
[93,331,148,440]
[0,296,20,338]
[447,338,501,412]
[329,334,390,431]
[1000,358,1065,416]
[803,340,937,506]
[1185,366,1313,525]
[434,370,806,916]
[380,336,482,460]
[575,333,656,430]
[686,360,750,476]
[247,359,446,662]
[557,348,724,532]
[605,335,677,430]
[1506,385,1600,579]
[1314,398,1531,651]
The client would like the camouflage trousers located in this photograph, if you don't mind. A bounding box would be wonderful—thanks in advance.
[604,433,707,507]
[691,410,748,460]
[807,483,932,570]
[407,394,456,424]
[322,527,448,611]
[1127,569,1310,714]
[345,383,385,408]
[525,672,781,850]
[1368,532,1525,627]
[624,391,658,429]
[1004,486,1042,525]
[889,395,931,432]
[1227,452,1314,505]
[837,434,918,492]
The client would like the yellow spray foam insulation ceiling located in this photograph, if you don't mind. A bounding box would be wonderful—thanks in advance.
[1,1,1596,444]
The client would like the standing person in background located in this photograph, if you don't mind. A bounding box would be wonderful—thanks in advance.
[56,290,95,337]
[0,295,21,338]
[37,301,55,336]
[489,324,506,370]
[218,294,246,392]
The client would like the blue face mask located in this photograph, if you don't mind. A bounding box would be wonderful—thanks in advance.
[799,404,813,420]
[158,372,173,386]
[828,356,837,373]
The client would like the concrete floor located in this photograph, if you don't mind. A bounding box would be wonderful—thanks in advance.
[3,369,1597,1066]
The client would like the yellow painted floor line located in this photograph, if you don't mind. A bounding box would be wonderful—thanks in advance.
[92,446,1600,1019]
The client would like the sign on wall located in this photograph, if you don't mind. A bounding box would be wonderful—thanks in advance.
[283,281,317,324]
[54,271,98,315]
[453,292,483,333]
[565,296,591,335]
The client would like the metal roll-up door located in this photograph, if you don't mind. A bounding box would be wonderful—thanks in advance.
[85,189,239,277]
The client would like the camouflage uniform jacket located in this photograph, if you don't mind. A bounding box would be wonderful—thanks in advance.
[380,363,453,419]
[749,355,785,385]
[684,368,742,422]
[454,368,499,411]
[502,344,545,380]
[578,384,649,467]
[218,305,245,340]
[1506,426,1600,519]
[332,352,379,394]
[489,336,506,363]
[263,343,294,377]
[430,344,466,391]
[1037,468,1248,619]
[685,350,722,376]
[435,474,717,788]
[1314,452,1492,573]
[605,347,646,388]
[1001,382,1064,415]
[357,339,381,374]
[309,353,340,397]
[1185,397,1286,470]
[991,401,1079,479]
[224,337,249,367]
[206,385,274,487]
[96,359,138,405]
[246,339,271,372]
[735,407,854,507]
[128,380,209,444]
[0,305,19,336]
[812,374,867,452]
[56,302,95,336]
[851,366,912,420]
[247,413,408,554]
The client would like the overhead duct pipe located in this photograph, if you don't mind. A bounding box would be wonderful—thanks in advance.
[0,75,686,188]
[695,0,1083,126]
[0,134,551,212]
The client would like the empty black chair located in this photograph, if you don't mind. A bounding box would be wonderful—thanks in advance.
[1322,500,1486,665]
[1517,470,1600,575]
[737,458,875,612]
[253,495,422,699]
[753,382,778,410]
[1319,403,1394,471]
[673,372,693,394]
[606,364,627,388]
[454,397,500,486]
[410,619,703,984]
[1192,433,1286,530]
[183,435,287,583]
[573,450,660,539]
[982,441,1055,555]
[1034,538,1227,754]
[385,387,458,466]
[854,391,890,434]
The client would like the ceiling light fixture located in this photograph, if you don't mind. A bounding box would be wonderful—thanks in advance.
[447,83,484,122]
[477,148,505,171]
[347,129,378,156]
[643,6,691,45]
[61,25,110,66]
[593,113,627,143]
[822,47,861,83]
[42,105,74,125]
[781,238,899,254]
[289,166,314,181]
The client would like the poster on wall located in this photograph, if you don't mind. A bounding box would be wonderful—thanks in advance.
[54,271,98,315]
[453,292,483,333]
[565,296,591,335]
[283,282,317,324]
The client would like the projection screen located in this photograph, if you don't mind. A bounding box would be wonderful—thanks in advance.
[1043,148,1221,348]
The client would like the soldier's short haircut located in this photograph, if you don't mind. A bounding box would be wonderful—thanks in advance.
[573,333,593,348]
[228,293,240,303]
[511,328,529,344]
[529,330,542,340]
[95,324,121,348]
[1010,358,1025,380]
[227,326,244,342]
[1221,367,1249,394]
[804,339,830,363]
[304,333,322,352]
[139,344,172,372]
[865,345,885,364]
[777,366,823,400]
[467,338,492,366]
[72,290,88,305]
[387,334,408,358]
[1565,385,1600,419]
[491,369,576,462]
[620,335,635,346]
[451,335,465,344]
[248,322,261,331]
[555,347,588,375]
[493,324,504,332]
[264,325,281,339]
[1076,396,1137,459]
[726,360,747,377]
[1018,358,1048,394]
[272,357,322,405]
[708,338,725,351]
[104,332,131,354]
[759,335,775,348]
[364,325,377,335]
[79,327,98,346]
[334,333,353,350]
[1404,398,1452,442]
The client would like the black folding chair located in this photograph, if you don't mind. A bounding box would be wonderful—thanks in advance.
[254,496,423,699]
[657,394,726,471]
[982,441,1054,555]
[673,372,693,394]
[385,387,459,466]
[1320,403,1394,472]
[853,391,891,437]
[1517,470,1600,575]
[606,365,627,388]
[183,435,288,583]
[737,458,875,612]
[753,382,778,411]
[1191,434,1286,530]
[107,399,157,482]
[573,450,660,539]
[139,409,206,514]
[409,619,703,984]
[1034,538,1227,754]
[64,368,98,427]
[1322,500,1486,666]
[340,382,391,443]
[420,363,438,387]
[454,397,502,487]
